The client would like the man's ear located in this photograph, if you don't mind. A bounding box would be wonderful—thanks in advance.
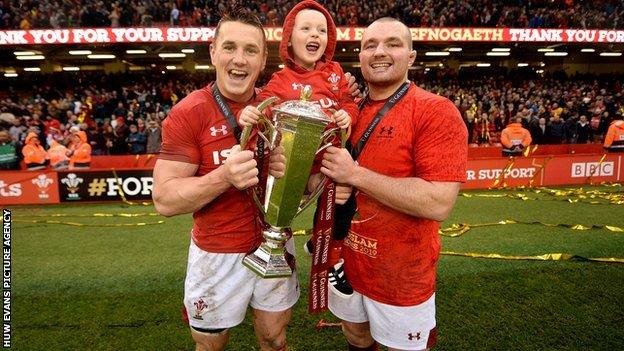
[209,43,215,59]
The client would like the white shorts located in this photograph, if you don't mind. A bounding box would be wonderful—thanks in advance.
[328,289,436,350]
[184,240,300,330]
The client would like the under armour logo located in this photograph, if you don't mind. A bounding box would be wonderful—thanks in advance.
[379,126,393,136]
[210,125,228,136]
[407,332,421,341]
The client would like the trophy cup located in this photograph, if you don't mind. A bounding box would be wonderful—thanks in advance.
[241,86,342,278]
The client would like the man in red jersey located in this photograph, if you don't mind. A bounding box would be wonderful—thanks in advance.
[320,18,468,351]
[152,11,297,351]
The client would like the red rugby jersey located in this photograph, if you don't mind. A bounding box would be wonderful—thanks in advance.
[160,84,261,253]
[344,83,468,306]
[258,61,358,122]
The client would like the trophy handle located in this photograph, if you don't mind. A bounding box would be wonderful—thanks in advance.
[240,96,279,149]
[239,96,279,215]
[298,176,328,214]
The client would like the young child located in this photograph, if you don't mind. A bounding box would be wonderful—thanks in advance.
[238,0,358,297]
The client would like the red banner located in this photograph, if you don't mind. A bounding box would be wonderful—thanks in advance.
[0,171,59,205]
[2,27,623,45]
[0,153,621,204]
[463,154,623,189]
[467,144,606,159]
[89,154,157,169]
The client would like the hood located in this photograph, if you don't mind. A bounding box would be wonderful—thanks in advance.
[508,122,524,128]
[25,132,39,145]
[612,120,624,129]
[280,0,336,72]
[48,118,61,130]
[76,131,88,144]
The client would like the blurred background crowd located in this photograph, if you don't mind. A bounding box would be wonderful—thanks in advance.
[1,70,622,162]
[1,0,623,170]
[1,0,623,29]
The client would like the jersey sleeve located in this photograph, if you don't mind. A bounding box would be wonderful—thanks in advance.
[159,104,202,164]
[414,98,468,182]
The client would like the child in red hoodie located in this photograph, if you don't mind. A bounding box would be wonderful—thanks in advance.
[239,0,358,297]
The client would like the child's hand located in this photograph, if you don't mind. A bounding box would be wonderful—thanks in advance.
[238,105,263,127]
[332,109,351,129]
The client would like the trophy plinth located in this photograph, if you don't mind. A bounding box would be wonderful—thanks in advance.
[242,226,292,278]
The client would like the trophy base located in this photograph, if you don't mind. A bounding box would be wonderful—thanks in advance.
[243,244,293,278]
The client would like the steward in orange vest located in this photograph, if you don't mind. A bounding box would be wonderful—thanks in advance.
[22,132,49,170]
[48,140,70,170]
[69,131,92,169]
[501,118,532,156]
[603,117,624,152]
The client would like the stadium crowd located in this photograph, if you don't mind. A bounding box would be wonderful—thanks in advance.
[1,70,622,169]
[419,71,624,146]
[1,0,623,29]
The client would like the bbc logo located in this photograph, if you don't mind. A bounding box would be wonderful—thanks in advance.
[571,162,614,177]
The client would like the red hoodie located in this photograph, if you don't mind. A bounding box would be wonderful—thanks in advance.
[258,0,358,122]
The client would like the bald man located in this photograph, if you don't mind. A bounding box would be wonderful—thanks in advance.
[320,18,468,351]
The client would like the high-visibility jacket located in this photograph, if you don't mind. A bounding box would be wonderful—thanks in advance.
[604,120,624,150]
[501,123,532,148]
[69,131,92,168]
[48,140,70,169]
[22,132,48,169]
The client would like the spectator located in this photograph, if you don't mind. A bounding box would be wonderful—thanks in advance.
[126,124,146,154]
[111,117,129,154]
[22,132,48,170]
[473,112,499,146]
[501,117,532,156]
[530,117,549,145]
[0,130,21,170]
[550,102,563,120]
[464,110,476,144]
[145,119,162,154]
[90,123,109,155]
[547,114,566,144]
[109,4,120,27]
[576,115,592,144]
[136,118,146,132]
[170,4,180,26]
[68,130,91,169]
[564,114,579,144]
[48,140,70,170]
[9,118,26,142]
[589,109,603,141]
[113,102,127,119]
[603,115,624,152]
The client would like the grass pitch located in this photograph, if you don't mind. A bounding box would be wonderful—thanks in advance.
[9,185,624,350]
